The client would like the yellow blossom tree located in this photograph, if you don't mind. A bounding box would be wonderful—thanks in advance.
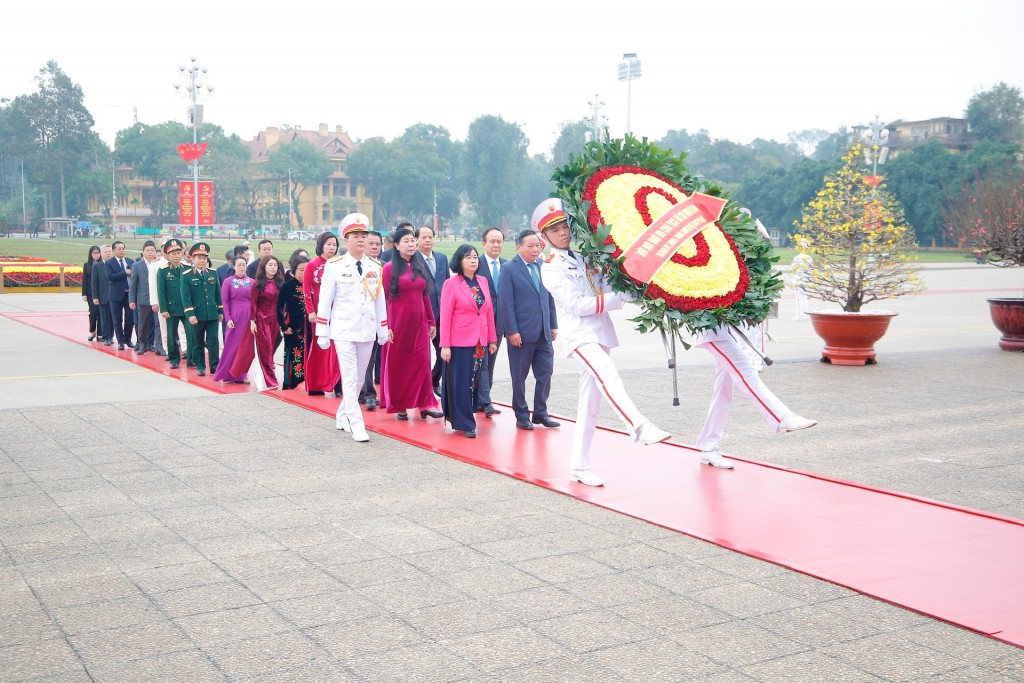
[793,143,924,312]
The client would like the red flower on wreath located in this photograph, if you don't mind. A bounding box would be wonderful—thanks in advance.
[583,165,749,312]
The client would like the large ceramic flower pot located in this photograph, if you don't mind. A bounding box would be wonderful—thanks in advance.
[807,310,898,366]
[988,298,1024,351]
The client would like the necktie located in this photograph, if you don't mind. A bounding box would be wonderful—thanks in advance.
[356,260,363,275]
[120,258,126,271]
[491,259,500,286]
[426,255,435,276]
[529,262,541,292]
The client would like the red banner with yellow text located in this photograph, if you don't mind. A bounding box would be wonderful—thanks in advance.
[179,180,215,226]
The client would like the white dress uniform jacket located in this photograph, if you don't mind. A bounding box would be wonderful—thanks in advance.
[315,253,388,344]
[540,247,627,356]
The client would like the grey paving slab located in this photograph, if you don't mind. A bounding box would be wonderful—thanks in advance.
[1,269,1023,681]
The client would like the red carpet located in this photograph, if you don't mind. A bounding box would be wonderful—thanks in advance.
[8,310,1024,649]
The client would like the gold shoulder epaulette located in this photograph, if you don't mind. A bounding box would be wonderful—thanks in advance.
[327,255,344,263]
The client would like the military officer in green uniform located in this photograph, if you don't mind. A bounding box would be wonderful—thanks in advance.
[156,239,195,370]
[180,242,223,376]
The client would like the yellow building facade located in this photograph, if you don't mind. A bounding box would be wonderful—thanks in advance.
[244,124,373,233]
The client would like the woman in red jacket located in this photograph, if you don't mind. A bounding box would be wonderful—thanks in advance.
[439,244,497,438]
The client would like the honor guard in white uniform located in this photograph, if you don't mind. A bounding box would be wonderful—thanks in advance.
[692,324,817,468]
[315,214,389,442]
[535,198,671,487]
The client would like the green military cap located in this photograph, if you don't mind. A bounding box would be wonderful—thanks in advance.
[189,242,211,257]
[163,238,185,254]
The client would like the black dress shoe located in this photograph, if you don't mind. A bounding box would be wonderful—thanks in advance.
[483,404,501,417]
[420,409,444,419]
[117,343,125,350]
[154,349,165,356]
[397,413,409,420]
[463,430,477,438]
[308,390,325,396]
[197,369,206,376]
[103,340,114,346]
[532,416,561,428]
[365,398,378,410]
[87,334,95,341]
[516,419,534,431]
[169,362,179,369]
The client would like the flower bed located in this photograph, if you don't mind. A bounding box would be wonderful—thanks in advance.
[1,257,83,289]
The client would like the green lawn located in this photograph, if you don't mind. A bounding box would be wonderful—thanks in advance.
[0,236,973,267]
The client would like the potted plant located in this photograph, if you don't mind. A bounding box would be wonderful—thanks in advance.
[793,143,925,365]
[945,168,1024,351]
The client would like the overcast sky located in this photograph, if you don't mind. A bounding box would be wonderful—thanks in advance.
[5,1,1022,157]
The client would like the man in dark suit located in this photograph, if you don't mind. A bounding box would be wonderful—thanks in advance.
[105,240,135,350]
[415,225,449,393]
[378,230,396,263]
[477,227,507,415]
[91,244,113,345]
[246,239,274,278]
[498,229,559,430]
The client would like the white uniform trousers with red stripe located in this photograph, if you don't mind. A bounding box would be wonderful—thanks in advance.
[570,343,648,471]
[334,340,374,432]
[695,336,792,452]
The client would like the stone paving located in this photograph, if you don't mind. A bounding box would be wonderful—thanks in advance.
[1,266,1023,682]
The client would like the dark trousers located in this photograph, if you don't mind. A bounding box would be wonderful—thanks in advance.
[441,347,481,432]
[136,306,153,350]
[98,303,112,341]
[507,337,554,421]
[189,318,220,372]
[359,342,380,401]
[165,316,187,364]
[477,337,502,406]
[87,300,101,337]
[109,298,134,344]
[430,334,443,389]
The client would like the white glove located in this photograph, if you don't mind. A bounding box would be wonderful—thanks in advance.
[317,336,330,350]
[619,289,638,304]
[377,333,389,346]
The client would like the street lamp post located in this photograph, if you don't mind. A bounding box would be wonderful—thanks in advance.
[617,53,642,136]
[586,94,608,143]
[173,57,214,239]
[863,115,890,176]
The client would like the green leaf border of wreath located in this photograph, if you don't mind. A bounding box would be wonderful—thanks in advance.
[551,135,783,338]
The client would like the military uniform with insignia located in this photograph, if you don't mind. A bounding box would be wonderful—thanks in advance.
[315,214,389,442]
[534,198,670,487]
[180,242,223,376]
[156,239,195,369]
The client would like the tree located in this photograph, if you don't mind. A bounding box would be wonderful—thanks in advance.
[400,124,462,225]
[883,141,962,246]
[965,82,1024,143]
[520,153,555,230]
[551,119,591,168]
[115,122,192,228]
[462,115,529,228]
[264,138,333,228]
[199,129,257,227]
[657,128,712,158]
[811,127,852,161]
[6,61,96,217]
[347,135,450,228]
[793,144,924,312]
[788,128,831,157]
[945,166,1024,268]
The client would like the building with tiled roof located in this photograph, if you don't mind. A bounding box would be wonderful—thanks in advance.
[243,124,373,232]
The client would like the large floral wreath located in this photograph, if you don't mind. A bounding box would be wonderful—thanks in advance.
[552,136,782,335]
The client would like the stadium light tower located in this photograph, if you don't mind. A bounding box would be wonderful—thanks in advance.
[617,53,642,136]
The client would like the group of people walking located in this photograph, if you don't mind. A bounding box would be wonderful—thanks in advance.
[81,199,816,487]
